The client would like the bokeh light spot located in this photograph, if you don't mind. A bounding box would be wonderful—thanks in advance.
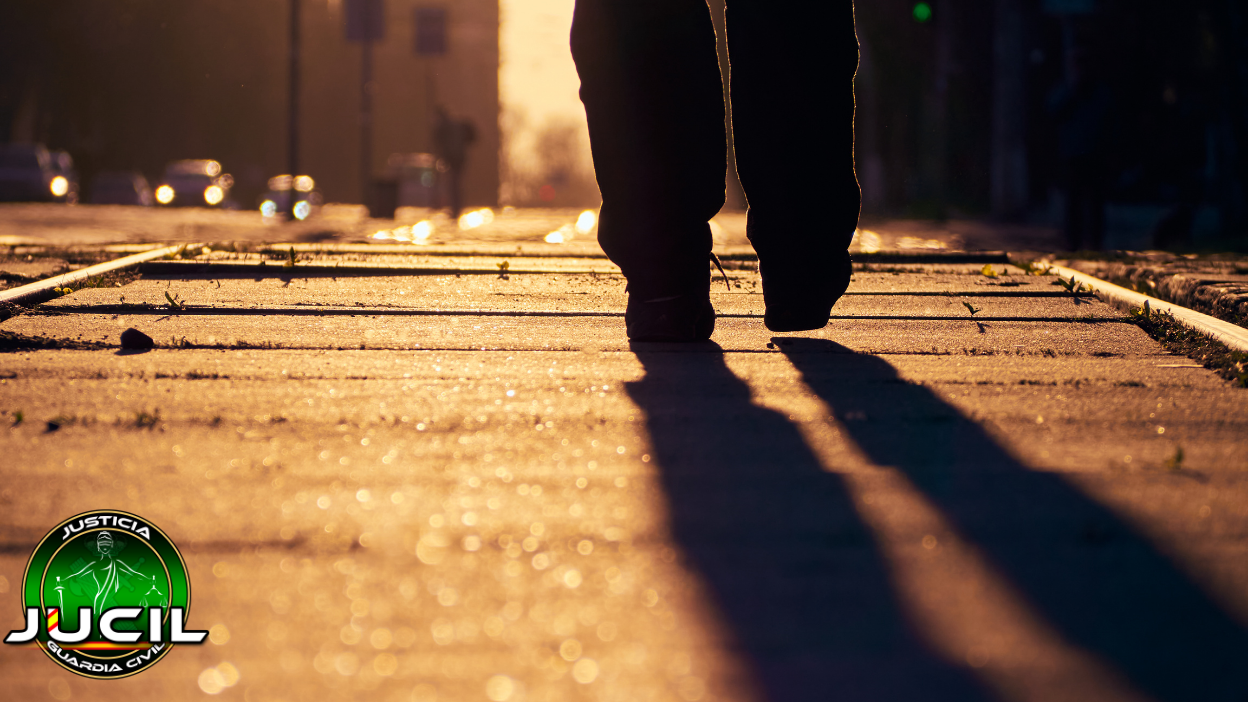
[486,675,515,701]
[572,658,599,684]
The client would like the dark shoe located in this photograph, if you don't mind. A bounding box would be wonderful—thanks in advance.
[762,250,852,332]
[626,292,715,342]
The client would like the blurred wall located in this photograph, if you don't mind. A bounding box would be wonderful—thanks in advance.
[854,0,1248,242]
[0,0,500,209]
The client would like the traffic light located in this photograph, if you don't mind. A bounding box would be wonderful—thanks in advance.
[913,2,933,23]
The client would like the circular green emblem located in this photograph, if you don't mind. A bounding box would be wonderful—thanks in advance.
[15,510,197,679]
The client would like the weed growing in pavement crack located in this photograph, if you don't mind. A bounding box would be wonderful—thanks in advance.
[1021,261,1054,276]
[10,410,23,427]
[980,264,999,279]
[164,291,186,310]
[1058,277,1081,294]
[962,301,981,316]
[133,410,161,429]
[284,247,297,268]
[1131,308,1248,387]
[45,413,84,432]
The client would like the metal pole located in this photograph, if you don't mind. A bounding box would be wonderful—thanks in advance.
[287,0,301,221]
[361,39,374,215]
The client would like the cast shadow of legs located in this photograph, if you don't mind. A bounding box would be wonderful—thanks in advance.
[626,344,992,702]
[779,337,1248,702]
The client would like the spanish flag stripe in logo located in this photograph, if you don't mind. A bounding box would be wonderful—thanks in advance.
[47,608,59,632]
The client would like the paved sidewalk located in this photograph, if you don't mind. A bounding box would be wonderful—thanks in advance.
[2,242,1247,702]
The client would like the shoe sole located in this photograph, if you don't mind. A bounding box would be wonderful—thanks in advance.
[763,252,852,333]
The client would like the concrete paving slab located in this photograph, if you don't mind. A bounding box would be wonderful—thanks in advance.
[0,352,1242,476]
[2,313,1150,355]
[0,349,1222,388]
[37,270,1090,306]
[0,257,70,280]
[39,284,1117,321]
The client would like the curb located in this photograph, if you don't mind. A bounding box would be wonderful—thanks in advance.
[1050,265,1248,354]
[1064,260,1248,327]
[0,244,198,306]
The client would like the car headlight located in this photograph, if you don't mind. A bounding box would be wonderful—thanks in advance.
[50,176,69,197]
[155,185,175,204]
[293,200,312,220]
[204,185,224,205]
[260,199,277,218]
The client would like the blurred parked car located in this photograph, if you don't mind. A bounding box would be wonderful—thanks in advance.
[90,171,154,206]
[259,174,322,220]
[154,159,235,208]
[387,153,441,207]
[0,143,77,203]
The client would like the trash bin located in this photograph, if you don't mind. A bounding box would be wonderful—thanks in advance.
[370,179,399,219]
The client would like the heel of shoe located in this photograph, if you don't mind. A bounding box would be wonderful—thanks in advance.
[762,251,852,332]
[626,294,715,342]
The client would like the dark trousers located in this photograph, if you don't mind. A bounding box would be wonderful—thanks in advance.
[571,0,860,295]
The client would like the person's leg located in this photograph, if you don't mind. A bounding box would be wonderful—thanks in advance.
[728,0,860,331]
[448,165,464,219]
[571,0,726,340]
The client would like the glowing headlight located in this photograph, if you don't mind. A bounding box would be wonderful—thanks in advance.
[293,200,312,220]
[50,176,69,198]
[260,200,277,218]
[204,185,224,205]
[575,210,597,234]
[155,185,175,204]
[458,208,493,230]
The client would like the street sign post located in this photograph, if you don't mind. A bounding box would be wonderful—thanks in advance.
[345,0,385,213]
[287,0,301,221]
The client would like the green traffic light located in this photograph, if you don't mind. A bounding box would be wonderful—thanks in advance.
[913,2,933,22]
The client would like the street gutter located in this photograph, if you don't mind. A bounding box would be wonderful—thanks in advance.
[0,244,198,307]
[1050,264,1248,354]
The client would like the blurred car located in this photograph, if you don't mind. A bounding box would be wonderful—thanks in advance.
[387,152,441,207]
[154,159,234,208]
[89,171,155,206]
[0,143,77,203]
[259,174,322,221]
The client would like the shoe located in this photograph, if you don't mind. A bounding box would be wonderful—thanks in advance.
[762,250,852,332]
[625,292,715,342]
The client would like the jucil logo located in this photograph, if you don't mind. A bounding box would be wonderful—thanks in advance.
[3,510,207,679]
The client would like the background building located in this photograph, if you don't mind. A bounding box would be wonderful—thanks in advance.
[0,0,500,210]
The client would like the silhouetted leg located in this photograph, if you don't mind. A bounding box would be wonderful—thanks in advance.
[571,0,726,298]
[728,0,860,330]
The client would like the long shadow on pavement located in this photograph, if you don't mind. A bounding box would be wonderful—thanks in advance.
[627,343,992,702]
[779,337,1248,702]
